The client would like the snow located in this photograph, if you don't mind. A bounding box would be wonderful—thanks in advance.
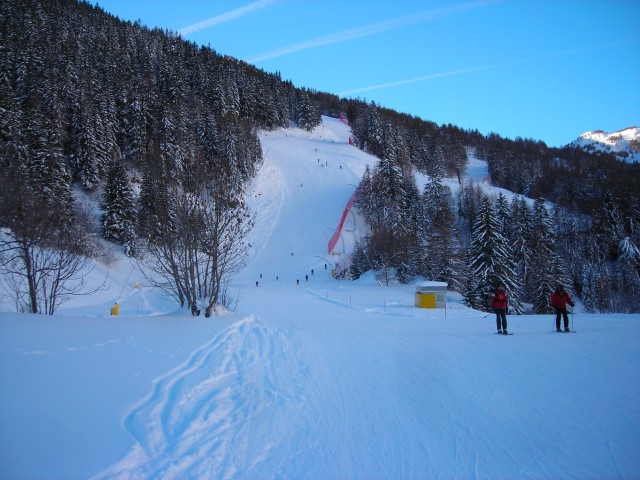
[1,116,639,479]
[416,280,448,287]
[569,126,640,163]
